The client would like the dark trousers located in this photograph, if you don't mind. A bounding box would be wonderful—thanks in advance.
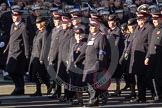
[10,74,24,90]
[137,73,147,100]
[148,54,162,98]
[54,83,61,97]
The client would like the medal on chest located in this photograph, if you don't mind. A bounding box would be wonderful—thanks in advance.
[157,30,160,35]
[76,47,80,53]
[13,26,18,31]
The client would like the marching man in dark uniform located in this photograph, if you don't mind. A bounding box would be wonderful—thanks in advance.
[29,16,51,96]
[130,12,154,103]
[5,10,29,95]
[0,5,21,81]
[145,13,162,101]
[83,19,110,107]
[107,14,124,96]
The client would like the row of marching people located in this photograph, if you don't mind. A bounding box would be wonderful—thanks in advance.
[2,5,162,107]
[3,8,111,107]
[119,11,162,103]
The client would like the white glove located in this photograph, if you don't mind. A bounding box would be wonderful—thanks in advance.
[0,42,5,48]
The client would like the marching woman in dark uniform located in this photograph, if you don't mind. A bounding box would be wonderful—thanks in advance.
[5,10,29,95]
[56,15,74,102]
[29,16,51,96]
[83,19,111,107]
[119,18,137,99]
[47,13,63,99]
[66,27,87,106]
[145,13,162,101]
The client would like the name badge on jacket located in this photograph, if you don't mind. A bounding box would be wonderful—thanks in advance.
[87,41,94,45]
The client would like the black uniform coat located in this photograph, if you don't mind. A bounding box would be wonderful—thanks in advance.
[26,14,37,50]
[67,37,87,87]
[5,21,29,75]
[107,26,124,78]
[0,11,13,37]
[56,29,74,83]
[146,24,162,85]
[120,33,134,65]
[129,22,154,75]
[83,31,111,90]
[0,16,10,69]
[29,27,51,81]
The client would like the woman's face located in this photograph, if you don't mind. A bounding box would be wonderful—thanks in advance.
[62,23,69,30]
[108,20,116,28]
[12,15,21,23]
[36,22,45,30]
[128,25,135,33]
[152,19,161,27]
[75,32,83,42]
[90,26,98,33]
[36,23,42,30]
[75,33,80,41]
[72,19,78,26]
[54,19,61,26]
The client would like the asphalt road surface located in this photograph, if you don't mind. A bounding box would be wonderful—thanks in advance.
[1,91,162,108]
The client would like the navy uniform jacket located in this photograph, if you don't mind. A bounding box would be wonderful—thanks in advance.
[130,22,154,74]
[6,21,29,74]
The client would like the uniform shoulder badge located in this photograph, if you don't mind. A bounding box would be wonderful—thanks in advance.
[157,30,160,35]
